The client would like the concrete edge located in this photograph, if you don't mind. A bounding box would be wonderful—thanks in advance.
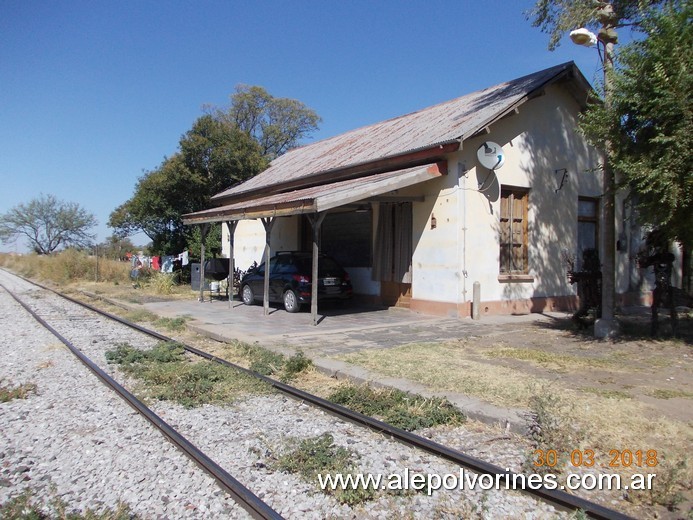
[310,357,528,434]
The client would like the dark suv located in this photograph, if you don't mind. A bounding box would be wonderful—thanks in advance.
[240,251,353,313]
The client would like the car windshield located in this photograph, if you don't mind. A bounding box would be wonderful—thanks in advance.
[296,256,343,277]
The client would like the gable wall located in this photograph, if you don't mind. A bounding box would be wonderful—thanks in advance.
[410,83,609,315]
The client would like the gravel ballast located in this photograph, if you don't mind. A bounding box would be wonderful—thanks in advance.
[0,270,564,519]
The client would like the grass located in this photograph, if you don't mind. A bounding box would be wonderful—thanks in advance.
[0,250,130,285]
[105,341,270,407]
[327,384,465,431]
[338,339,693,513]
[153,316,188,331]
[340,342,538,408]
[581,387,633,400]
[0,379,37,402]
[0,489,138,519]
[647,388,693,400]
[123,309,158,323]
[485,346,614,370]
[237,343,312,382]
[272,433,376,506]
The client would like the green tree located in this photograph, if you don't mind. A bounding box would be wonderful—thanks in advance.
[213,84,321,159]
[110,87,320,255]
[580,1,692,248]
[526,0,664,50]
[110,115,267,254]
[109,154,207,254]
[179,114,267,194]
[0,194,97,254]
[98,235,137,261]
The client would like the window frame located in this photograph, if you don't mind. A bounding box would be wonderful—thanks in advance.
[577,196,600,270]
[498,187,530,278]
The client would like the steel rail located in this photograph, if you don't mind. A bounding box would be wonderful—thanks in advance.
[3,271,634,520]
[0,281,283,520]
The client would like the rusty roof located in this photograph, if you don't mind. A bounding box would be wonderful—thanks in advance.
[211,62,586,205]
[183,162,446,224]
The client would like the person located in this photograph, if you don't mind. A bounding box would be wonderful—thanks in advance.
[131,257,143,288]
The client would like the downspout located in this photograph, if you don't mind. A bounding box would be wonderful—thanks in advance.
[458,162,469,316]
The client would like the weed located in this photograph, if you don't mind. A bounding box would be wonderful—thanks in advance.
[524,389,584,474]
[0,379,37,402]
[146,272,176,295]
[242,344,285,376]
[280,352,312,382]
[105,342,269,407]
[239,345,312,381]
[153,316,188,332]
[328,384,465,431]
[273,433,376,506]
[0,488,138,519]
[629,456,689,511]
[123,309,157,323]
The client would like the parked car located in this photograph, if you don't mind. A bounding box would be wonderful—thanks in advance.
[240,251,352,313]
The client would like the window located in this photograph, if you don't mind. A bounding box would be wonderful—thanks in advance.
[499,188,529,274]
[577,197,599,270]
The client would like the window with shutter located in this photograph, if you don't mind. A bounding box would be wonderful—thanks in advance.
[499,188,529,274]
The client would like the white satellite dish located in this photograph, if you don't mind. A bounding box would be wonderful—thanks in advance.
[477,141,505,170]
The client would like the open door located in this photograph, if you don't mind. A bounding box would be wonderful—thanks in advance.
[373,202,412,308]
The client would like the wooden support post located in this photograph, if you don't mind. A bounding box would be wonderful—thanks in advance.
[226,220,238,310]
[198,223,210,303]
[307,212,326,326]
[261,217,275,316]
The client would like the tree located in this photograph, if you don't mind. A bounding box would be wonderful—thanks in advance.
[179,114,267,195]
[213,85,322,159]
[580,1,692,249]
[98,235,137,261]
[0,194,97,254]
[109,154,207,254]
[109,116,267,255]
[526,0,665,50]
[111,86,320,255]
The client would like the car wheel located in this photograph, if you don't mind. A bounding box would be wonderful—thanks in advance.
[283,289,301,313]
[241,284,255,305]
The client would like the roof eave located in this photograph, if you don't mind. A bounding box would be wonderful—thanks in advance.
[210,139,461,207]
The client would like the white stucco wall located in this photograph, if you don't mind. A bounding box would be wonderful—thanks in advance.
[410,83,606,308]
[222,217,299,272]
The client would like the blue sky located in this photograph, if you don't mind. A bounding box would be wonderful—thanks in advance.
[1,0,607,251]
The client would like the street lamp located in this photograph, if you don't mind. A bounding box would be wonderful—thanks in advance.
[571,2,619,339]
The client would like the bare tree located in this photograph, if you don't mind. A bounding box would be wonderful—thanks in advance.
[0,194,97,254]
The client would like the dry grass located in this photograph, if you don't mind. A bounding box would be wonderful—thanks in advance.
[341,342,538,408]
[339,338,693,511]
[0,250,130,285]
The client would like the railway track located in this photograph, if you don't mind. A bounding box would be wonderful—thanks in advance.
[0,269,634,519]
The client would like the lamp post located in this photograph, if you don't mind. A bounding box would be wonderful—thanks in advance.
[570,2,619,339]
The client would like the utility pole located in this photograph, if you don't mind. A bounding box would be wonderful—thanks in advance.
[570,2,620,339]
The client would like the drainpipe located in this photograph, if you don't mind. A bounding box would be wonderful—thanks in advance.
[458,162,469,315]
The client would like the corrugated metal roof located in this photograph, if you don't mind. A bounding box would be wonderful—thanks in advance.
[212,62,580,203]
[183,162,445,224]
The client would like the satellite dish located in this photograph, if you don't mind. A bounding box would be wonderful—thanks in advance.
[477,141,505,170]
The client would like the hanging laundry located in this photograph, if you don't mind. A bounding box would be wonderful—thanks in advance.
[161,255,174,273]
[181,250,189,266]
[152,256,161,271]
